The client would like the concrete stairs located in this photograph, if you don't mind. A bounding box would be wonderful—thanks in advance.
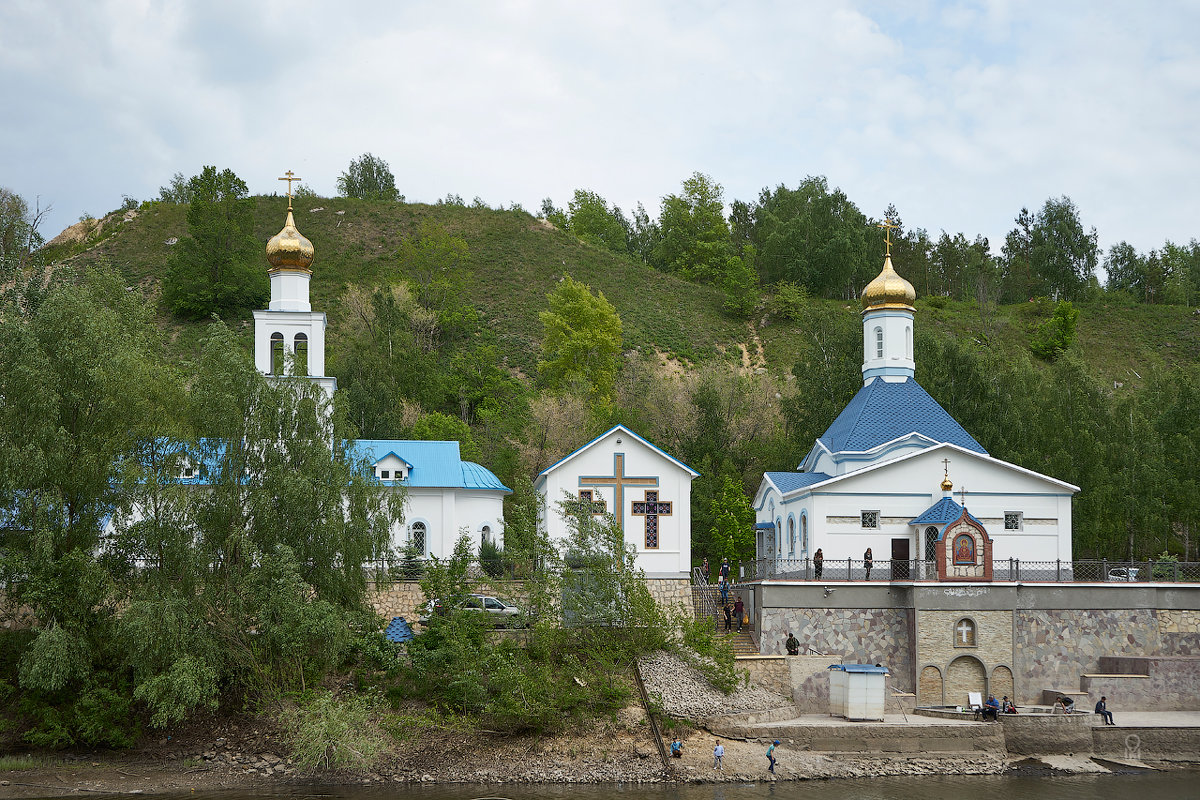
[721,630,759,656]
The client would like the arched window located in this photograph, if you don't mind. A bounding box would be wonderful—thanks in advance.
[925,526,939,561]
[481,524,492,546]
[801,514,808,555]
[875,327,884,359]
[410,521,427,556]
[293,332,309,376]
[270,332,285,375]
[788,516,796,558]
[906,325,912,360]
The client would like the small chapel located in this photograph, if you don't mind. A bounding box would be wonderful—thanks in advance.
[252,175,511,558]
[753,225,1078,578]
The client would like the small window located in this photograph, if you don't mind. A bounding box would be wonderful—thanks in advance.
[1004,512,1022,531]
[293,333,309,377]
[861,510,879,529]
[410,521,427,555]
[875,327,884,359]
[183,467,194,478]
[954,617,977,647]
[481,524,492,545]
[380,470,390,479]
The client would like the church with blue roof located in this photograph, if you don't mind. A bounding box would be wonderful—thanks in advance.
[252,193,510,559]
[754,234,1078,576]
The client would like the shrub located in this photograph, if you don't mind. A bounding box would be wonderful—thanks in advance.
[284,691,384,773]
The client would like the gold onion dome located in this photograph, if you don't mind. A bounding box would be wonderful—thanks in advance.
[265,209,314,272]
[861,255,915,311]
[941,475,954,492]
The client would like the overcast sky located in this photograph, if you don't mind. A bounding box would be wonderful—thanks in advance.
[2,0,1198,259]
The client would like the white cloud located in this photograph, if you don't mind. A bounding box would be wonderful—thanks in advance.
[1,0,1198,257]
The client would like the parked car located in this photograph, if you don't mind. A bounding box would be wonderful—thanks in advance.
[1107,566,1140,582]
[418,593,525,626]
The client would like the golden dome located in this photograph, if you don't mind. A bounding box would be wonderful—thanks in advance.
[941,475,954,492]
[265,209,314,272]
[861,255,915,311]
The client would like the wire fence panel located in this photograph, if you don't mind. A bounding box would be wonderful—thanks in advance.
[741,557,1200,583]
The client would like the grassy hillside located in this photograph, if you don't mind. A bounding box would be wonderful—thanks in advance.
[53,196,1200,388]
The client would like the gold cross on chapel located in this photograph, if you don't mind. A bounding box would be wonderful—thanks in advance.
[278,170,301,209]
[878,218,900,257]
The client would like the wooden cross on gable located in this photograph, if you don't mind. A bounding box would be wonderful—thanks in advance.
[632,490,672,549]
[578,453,657,533]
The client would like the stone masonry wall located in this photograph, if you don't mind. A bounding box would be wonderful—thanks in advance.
[760,608,914,693]
[1014,609,1160,706]
[646,578,692,616]
[1158,608,1200,654]
[916,609,1014,706]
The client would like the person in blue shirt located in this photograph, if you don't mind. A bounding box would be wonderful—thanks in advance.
[983,694,1000,721]
[767,739,779,773]
[670,737,683,757]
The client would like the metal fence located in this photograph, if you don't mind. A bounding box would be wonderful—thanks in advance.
[746,557,1200,583]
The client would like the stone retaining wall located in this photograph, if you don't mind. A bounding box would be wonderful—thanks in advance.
[1091,725,1200,760]
[998,713,1095,755]
[707,720,1006,753]
[1088,655,1200,711]
[759,608,914,693]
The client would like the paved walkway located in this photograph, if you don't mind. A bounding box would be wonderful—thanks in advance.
[740,711,1200,728]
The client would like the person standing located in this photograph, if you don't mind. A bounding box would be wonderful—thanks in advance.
[733,596,745,632]
[723,602,732,632]
[701,557,710,584]
[719,577,730,605]
[863,547,873,580]
[713,739,724,770]
[814,548,824,580]
[1095,696,1114,725]
[785,631,800,655]
[719,557,731,583]
[766,739,779,774]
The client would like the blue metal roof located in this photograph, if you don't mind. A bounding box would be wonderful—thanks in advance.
[765,471,833,494]
[818,378,987,456]
[908,496,984,529]
[351,440,511,492]
[828,664,889,674]
[754,521,775,530]
[537,424,700,480]
[383,617,415,643]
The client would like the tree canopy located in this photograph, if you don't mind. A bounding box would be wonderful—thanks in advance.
[337,153,400,201]
[538,274,623,405]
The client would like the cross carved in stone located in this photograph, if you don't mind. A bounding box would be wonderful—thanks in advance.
[957,620,973,644]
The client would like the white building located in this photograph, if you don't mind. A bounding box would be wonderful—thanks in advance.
[536,425,698,578]
[252,189,510,558]
[753,243,1079,576]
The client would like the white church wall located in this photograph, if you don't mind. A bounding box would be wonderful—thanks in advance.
[538,427,693,577]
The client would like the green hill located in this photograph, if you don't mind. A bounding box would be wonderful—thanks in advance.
[49,196,1200,387]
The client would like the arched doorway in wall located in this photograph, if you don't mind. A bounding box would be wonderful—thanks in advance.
[945,655,987,706]
[919,665,944,706]
[991,665,1014,703]
[293,332,309,376]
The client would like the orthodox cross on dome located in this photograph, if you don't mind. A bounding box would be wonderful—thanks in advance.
[632,490,672,549]
[278,170,301,209]
[958,486,968,509]
[578,453,657,532]
[878,218,900,257]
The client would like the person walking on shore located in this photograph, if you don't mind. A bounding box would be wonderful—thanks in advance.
[766,739,779,774]
[713,739,724,770]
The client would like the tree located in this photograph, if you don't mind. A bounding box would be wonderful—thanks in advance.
[161,166,267,319]
[157,172,192,204]
[707,475,755,563]
[538,274,623,405]
[565,189,628,253]
[653,172,732,282]
[410,411,483,461]
[1003,197,1097,301]
[337,153,400,201]
[396,220,477,340]
[1030,300,1079,360]
[0,187,49,277]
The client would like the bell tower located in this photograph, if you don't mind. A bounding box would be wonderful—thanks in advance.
[860,219,916,384]
[251,171,336,400]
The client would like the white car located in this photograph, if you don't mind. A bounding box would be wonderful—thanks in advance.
[1106,567,1139,582]
[419,593,524,625]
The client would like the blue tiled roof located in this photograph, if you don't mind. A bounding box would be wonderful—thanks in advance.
[754,521,776,530]
[908,496,984,528]
[351,440,511,492]
[818,379,987,455]
[383,617,415,643]
[764,471,833,494]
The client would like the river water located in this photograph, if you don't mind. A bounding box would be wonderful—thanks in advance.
[151,773,1197,800]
